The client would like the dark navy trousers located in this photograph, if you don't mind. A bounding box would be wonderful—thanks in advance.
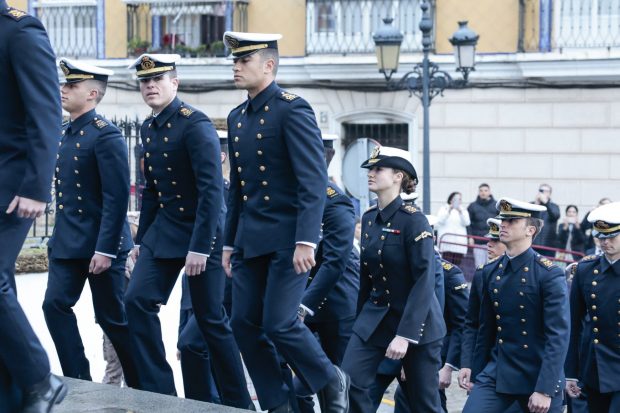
[0,211,50,413]
[177,308,221,403]
[295,317,354,413]
[341,333,443,413]
[230,248,335,411]
[43,252,138,387]
[124,244,250,408]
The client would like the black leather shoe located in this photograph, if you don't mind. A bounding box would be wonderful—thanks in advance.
[268,401,292,413]
[22,373,67,413]
[318,366,350,413]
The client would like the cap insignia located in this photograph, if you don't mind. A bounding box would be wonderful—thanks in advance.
[140,56,156,71]
[60,62,70,76]
[370,146,380,159]
[595,220,609,229]
[500,200,512,212]
[225,35,239,49]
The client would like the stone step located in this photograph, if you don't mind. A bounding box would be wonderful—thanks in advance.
[56,378,251,413]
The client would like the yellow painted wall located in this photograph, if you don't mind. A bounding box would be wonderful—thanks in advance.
[435,0,520,54]
[247,0,305,57]
[8,0,28,12]
[522,0,539,52]
[105,0,128,58]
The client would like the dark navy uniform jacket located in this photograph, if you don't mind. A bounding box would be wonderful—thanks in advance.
[460,258,500,370]
[441,259,469,369]
[48,110,133,258]
[566,254,620,393]
[472,248,569,396]
[0,2,61,205]
[356,196,446,347]
[136,97,223,258]
[224,81,326,258]
[302,183,358,322]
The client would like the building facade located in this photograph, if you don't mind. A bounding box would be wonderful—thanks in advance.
[14,0,620,214]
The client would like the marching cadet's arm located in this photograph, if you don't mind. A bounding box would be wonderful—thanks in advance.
[94,128,131,257]
[434,252,445,311]
[444,267,470,369]
[565,264,585,381]
[535,267,570,396]
[356,218,372,315]
[396,215,436,343]
[471,270,496,379]
[185,116,223,255]
[460,268,483,368]
[224,121,241,248]
[301,191,355,313]
[282,99,327,246]
[11,16,62,202]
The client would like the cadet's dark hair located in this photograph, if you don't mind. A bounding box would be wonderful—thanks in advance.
[526,217,544,240]
[394,169,417,194]
[86,79,107,103]
[258,48,279,76]
[479,183,490,189]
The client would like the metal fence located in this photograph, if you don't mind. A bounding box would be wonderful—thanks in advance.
[28,118,144,242]
[306,0,426,54]
[36,4,98,58]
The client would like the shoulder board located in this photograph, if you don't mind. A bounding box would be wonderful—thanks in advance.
[401,205,417,214]
[481,255,502,269]
[579,254,599,263]
[414,230,433,242]
[326,186,338,198]
[536,255,557,270]
[179,107,194,118]
[279,91,299,102]
[454,283,469,291]
[92,118,108,129]
[442,261,454,271]
[4,7,28,21]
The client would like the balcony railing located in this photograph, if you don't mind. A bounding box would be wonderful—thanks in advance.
[35,1,98,58]
[125,0,248,57]
[552,0,620,51]
[306,0,427,55]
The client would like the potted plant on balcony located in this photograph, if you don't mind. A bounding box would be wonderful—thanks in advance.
[210,40,225,57]
[127,37,150,57]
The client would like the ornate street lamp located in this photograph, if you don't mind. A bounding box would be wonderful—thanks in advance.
[373,1,479,213]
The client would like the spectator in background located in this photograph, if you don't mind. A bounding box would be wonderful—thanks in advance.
[436,192,471,266]
[581,197,612,253]
[558,205,585,258]
[467,183,497,268]
[532,183,560,257]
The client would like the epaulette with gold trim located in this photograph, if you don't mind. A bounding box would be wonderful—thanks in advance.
[401,205,417,214]
[279,91,299,102]
[5,7,28,21]
[536,255,556,270]
[414,231,432,242]
[326,186,337,198]
[93,118,108,129]
[479,255,502,270]
[179,107,194,118]
[579,254,599,262]
[442,261,454,271]
[454,283,469,291]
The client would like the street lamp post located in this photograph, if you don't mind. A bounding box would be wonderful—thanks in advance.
[373,1,479,214]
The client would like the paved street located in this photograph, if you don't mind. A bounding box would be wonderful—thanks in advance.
[16,272,467,412]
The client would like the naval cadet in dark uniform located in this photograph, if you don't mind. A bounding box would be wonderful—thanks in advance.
[294,135,359,413]
[463,197,570,413]
[565,201,620,412]
[123,54,250,408]
[221,32,349,413]
[43,59,138,387]
[0,3,66,411]
[341,146,446,413]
